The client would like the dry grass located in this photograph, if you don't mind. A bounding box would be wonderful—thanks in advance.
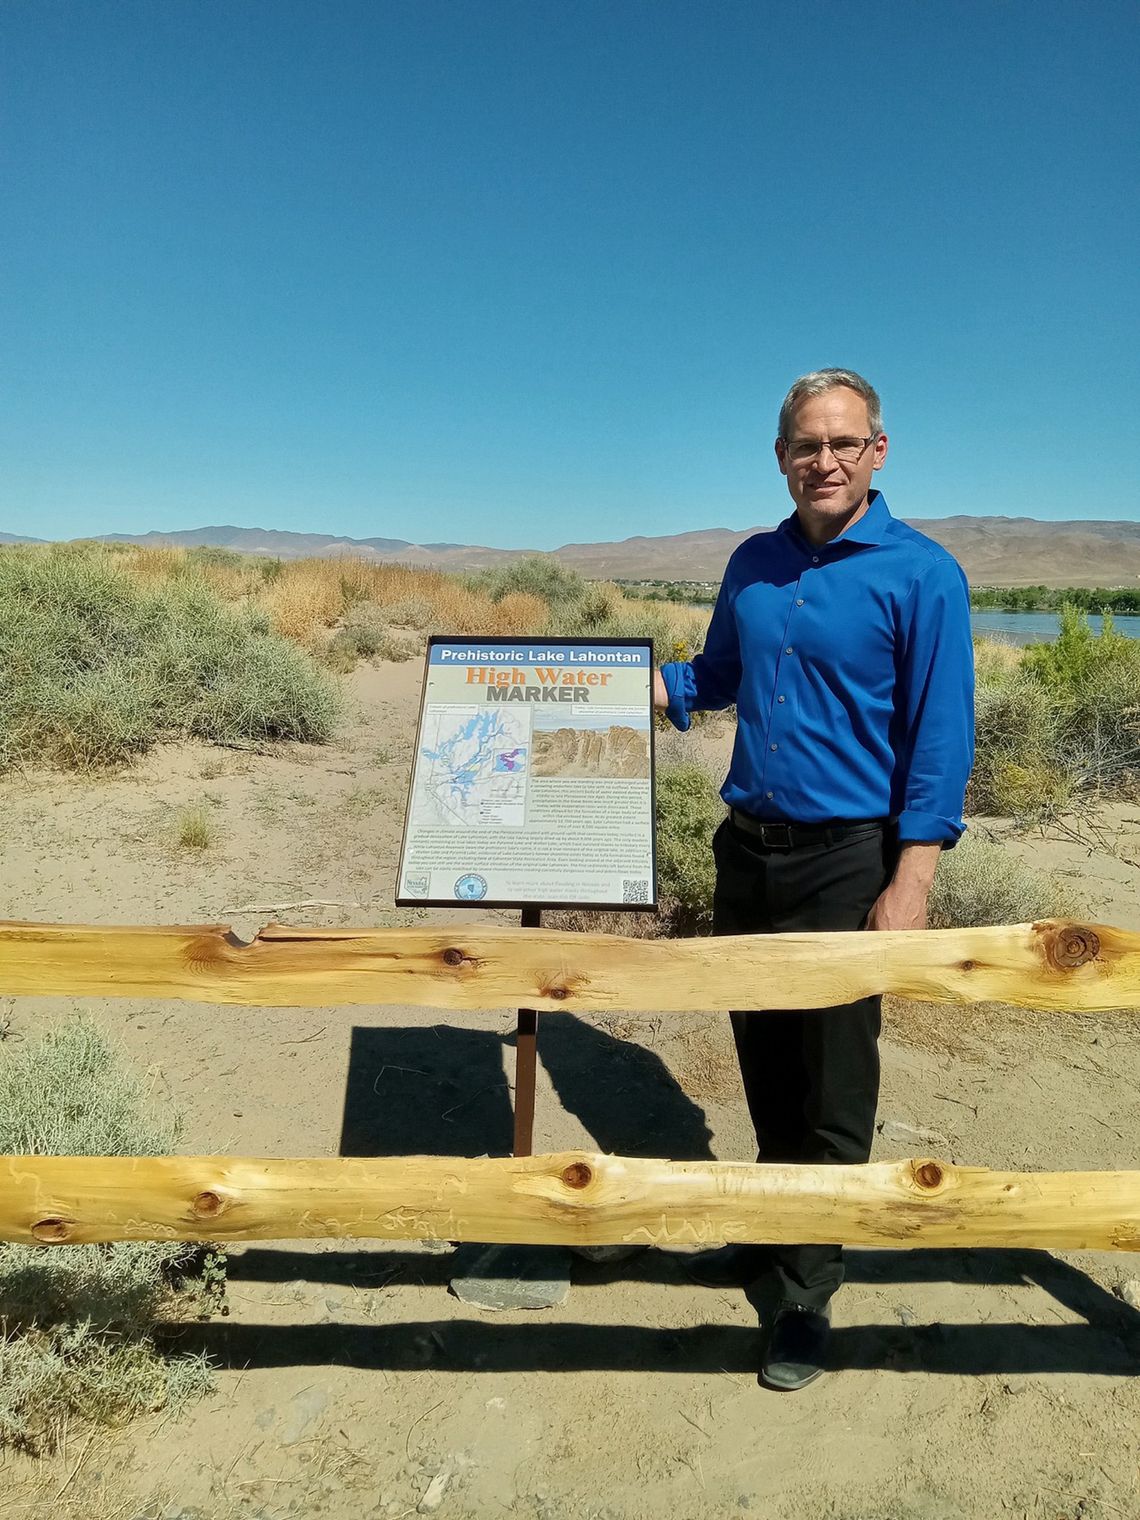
[261,563,346,642]
[4,541,711,672]
[491,590,549,635]
[174,804,216,851]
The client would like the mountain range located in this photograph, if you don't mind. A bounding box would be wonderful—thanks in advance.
[4,518,1140,587]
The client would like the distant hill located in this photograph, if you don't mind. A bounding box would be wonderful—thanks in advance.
[4,518,1140,587]
[97,525,416,557]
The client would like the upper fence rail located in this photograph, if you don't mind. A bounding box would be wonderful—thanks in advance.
[0,917,1135,1013]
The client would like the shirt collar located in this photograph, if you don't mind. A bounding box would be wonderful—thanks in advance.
[780,489,892,551]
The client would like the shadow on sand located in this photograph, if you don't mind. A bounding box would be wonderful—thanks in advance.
[178,1018,1140,1380]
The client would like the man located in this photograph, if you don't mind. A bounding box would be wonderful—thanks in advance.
[653,368,973,1391]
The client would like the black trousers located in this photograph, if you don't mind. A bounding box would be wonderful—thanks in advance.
[712,816,898,1310]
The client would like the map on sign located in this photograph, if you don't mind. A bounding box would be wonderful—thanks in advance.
[411,707,529,827]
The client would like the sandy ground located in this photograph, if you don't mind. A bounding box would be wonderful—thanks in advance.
[0,661,1137,1520]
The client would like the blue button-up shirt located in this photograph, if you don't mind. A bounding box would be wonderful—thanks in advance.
[661,492,974,843]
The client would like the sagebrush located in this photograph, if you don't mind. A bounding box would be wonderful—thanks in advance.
[0,545,340,771]
[0,1022,215,1453]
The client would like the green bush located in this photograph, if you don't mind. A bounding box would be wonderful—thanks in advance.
[655,761,723,934]
[970,616,1140,818]
[968,666,1069,818]
[465,554,587,611]
[325,604,390,669]
[929,833,1078,929]
[0,1022,214,1452]
[1022,606,1140,796]
[380,594,436,630]
[186,544,245,571]
[0,546,340,770]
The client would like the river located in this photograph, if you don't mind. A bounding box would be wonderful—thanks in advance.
[970,611,1140,644]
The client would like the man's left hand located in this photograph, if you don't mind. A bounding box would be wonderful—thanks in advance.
[865,841,942,931]
[866,880,929,931]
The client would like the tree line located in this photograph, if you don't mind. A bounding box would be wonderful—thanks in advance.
[970,586,1140,614]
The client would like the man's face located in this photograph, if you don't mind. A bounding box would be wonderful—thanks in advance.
[774,386,888,542]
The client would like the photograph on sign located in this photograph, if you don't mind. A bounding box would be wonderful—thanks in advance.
[396,637,657,910]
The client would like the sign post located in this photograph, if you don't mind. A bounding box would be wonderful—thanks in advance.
[396,635,657,1305]
[512,907,542,1159]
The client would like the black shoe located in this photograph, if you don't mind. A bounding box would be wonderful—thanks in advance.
[683,1243,771,1289]
[760,1300,831,1391]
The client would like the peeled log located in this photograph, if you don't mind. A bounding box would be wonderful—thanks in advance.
[1,1152,1137,1251]
[0,918,1135,1013]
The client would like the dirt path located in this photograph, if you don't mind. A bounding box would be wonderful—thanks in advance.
[1,662,1137,1520]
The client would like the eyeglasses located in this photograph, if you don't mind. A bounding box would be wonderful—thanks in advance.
[783,434,878,465]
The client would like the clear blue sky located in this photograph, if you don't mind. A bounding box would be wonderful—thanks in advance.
[3,0,1138,548]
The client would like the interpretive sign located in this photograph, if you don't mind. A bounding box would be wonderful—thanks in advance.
[396,636,657,910]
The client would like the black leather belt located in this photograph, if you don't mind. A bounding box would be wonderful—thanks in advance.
[728,809,890,850]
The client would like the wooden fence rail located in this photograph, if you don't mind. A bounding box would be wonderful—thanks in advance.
[1,916,1137,1253]
[0,916,1135,1012]
[3,1153,1138,1251]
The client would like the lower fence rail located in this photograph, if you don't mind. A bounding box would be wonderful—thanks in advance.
[3,1152,1138,1251]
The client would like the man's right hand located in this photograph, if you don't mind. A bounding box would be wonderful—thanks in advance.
[652,670,668,709]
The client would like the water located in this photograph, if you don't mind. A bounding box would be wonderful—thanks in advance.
[970,611,1140,645]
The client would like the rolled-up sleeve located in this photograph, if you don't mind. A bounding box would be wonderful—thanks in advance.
[895,559,975,844]
[660,574,743,731]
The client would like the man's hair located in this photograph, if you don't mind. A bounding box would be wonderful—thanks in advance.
[777,368,883,440]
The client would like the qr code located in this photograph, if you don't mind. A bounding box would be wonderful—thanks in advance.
[622,878,650,904]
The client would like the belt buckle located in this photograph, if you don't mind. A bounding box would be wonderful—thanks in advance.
[759,822,793,849]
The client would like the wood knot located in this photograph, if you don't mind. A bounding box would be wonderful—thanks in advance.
[959,959,978,973]
[912,1160,944,1190]
[192,1190,226,1218]
[561,1162,593,1190]
[545,985,569,1001]
[440,947,479,971]
[31,1217,74,1243]
[1048,925,1100,970]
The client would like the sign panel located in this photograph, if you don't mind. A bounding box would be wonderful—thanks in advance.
[396,636,657,910]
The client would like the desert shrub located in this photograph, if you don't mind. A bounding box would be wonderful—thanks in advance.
[336,560,379,607]
[655,760,723,934]
[427,581,501,634]
[492,591,549,636]
[928,832,1078,929]
[560,579,623,631]
[969,615,1140,818]
[467,554,586,612]
[1022,606,1140,795]
[261,566,344,642]
[554,581,709,658]
[381,595,437,630]
[332,604,389,664]
[0,1022,214,1452]
[376,630,423,661]
[968,665,1069,819]
[186,544,245,571]
[0,547,339,770]
[325,605,390,671]
[973,636,1023,684]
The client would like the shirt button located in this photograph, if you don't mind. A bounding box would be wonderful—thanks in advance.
[785,645,793,655]
[770,742,778,751]
[777,695,785,703]
[766,790,774,799]
[796,598,804,606]
[812,555,819,563]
